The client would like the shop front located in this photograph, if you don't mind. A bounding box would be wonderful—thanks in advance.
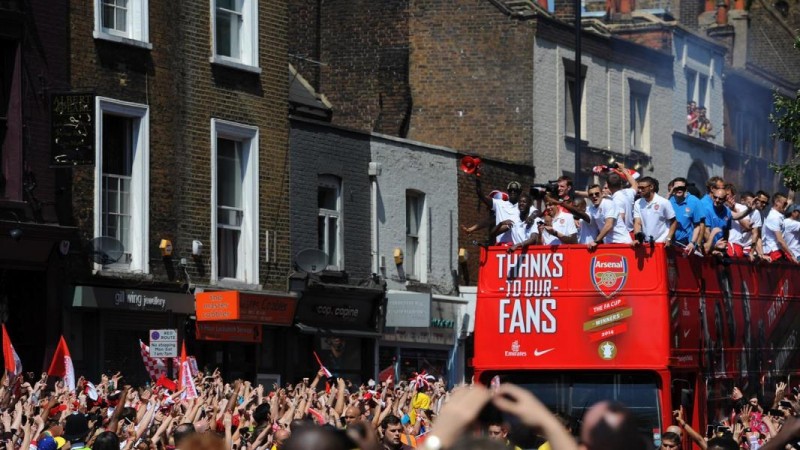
[380,291,468,387]
[193,290,297,383]
[288,279,386,385]
[69,285,195,385]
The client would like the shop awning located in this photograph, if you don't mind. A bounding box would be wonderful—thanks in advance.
[295,323,383,338]
[294,281,385,332]
[71,285,195,314]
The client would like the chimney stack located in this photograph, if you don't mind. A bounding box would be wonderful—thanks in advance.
[716,0,728,24]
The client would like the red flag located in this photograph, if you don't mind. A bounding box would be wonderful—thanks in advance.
[156,375,177,392]
[178,342,198,400]
[2,324,22,376]
[313,351,332,378]
[47,336,75,391]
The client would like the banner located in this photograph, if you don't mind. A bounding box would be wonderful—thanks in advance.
[474,245,670,370]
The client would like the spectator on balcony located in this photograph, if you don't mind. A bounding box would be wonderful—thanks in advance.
[698,107,714,140]
[686,101,698,135]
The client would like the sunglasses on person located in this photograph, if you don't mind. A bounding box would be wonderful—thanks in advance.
[638,184,652,190]
[673,186,687,192]
[588,191,602,197]
[713,195,726,201]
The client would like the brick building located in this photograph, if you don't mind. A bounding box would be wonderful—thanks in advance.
[60,0,291,383]
[0,0,78,372]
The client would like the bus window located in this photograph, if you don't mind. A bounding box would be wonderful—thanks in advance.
[483,371,662,435]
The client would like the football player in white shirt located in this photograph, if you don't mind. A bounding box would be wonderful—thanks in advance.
[632,176,676,245]
[585,184,632,249]
[606,163,638,232]
[476,179,537,244]
[538,200,578,245]
[761,193,797,263]
[784,204,800,260]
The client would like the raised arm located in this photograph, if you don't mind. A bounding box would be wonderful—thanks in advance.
[475,178,493,209]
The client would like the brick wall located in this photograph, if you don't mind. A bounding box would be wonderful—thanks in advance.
[289,119,373,281]
[69,0,290,289]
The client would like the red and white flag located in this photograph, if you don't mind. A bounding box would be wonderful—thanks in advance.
[47,336,75,391]
[178,342,198,400]
[313,351,332,378]
[139,340,167,381]
[2,324,22,377]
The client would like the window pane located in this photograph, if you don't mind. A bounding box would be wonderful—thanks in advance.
[218,0,237,10]
[406,196,419,236]
[327,217,338,266]
[318,216,327,253]
[699,75,708,109]
[686,70,696,104]
[406,235,418,276]
[116,7,127,32]
[103,3,115,29]
[565,78,575,134]
[216,11,233,57]
[318,186,337,210]
[217,138,243,209]
[102,114,133,176]
[218,228,241,279]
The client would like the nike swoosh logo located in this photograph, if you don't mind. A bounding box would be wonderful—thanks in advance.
[533,348,554,357]
[683,329,691,338]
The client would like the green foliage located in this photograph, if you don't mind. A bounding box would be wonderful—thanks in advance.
[768,36,800,191]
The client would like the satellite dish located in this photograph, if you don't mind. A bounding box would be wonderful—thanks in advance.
[87,236,125,265]
[295,248,329,273]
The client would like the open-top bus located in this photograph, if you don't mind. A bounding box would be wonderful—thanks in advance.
[473,244,800,448]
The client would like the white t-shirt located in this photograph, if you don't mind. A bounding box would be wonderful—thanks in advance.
[577,218,594,244]
[784,218,800,259]
[762,209,785,254]
[492,198,521,243]
[541,212,578,245]
[633,194,676,243]
[728,203,746,246]
[741,208,762,250]
[612,187,637,231]
[510,220,538,245]
[587,198,632,244]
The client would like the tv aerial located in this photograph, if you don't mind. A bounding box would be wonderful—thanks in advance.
[87,236,125,265]
[294,248,329,274]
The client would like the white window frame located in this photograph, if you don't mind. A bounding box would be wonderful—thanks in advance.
[93,0,151,49]
[318,175,344,270]
[685,69,709,113]
[629,83,650,154]
[210,119,259,285]
[405,190,428,283]
[94,97,150,273]
[209,0,261,73]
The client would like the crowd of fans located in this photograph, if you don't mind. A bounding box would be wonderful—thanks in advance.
[0,368,799,450]
[467,166,800,264]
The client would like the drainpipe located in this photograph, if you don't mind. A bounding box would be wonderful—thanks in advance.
[369,162,382,274]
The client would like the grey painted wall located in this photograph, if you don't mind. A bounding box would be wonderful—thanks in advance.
[371,134,459,295]
[289,119,373,281]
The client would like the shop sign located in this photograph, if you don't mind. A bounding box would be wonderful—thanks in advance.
[385,291,430,328]
[51,92,95,166]
[294,284,382,331]
[382,327,455,346]
[72,286,195,314]
[239,293,297,325]
[195,322,262,343]
[149,329,178,358]
[195,291,240,321]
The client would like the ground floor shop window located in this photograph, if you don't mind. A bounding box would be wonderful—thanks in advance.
[379,346,449,381]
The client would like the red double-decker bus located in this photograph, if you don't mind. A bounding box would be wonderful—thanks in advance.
[473,244,800,447]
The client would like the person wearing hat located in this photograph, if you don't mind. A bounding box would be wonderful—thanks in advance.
[476,179,536,245]
[783,203,800,261]
[63,413,91,449]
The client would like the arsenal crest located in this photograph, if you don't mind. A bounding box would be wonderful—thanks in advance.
[590,254,629,298]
